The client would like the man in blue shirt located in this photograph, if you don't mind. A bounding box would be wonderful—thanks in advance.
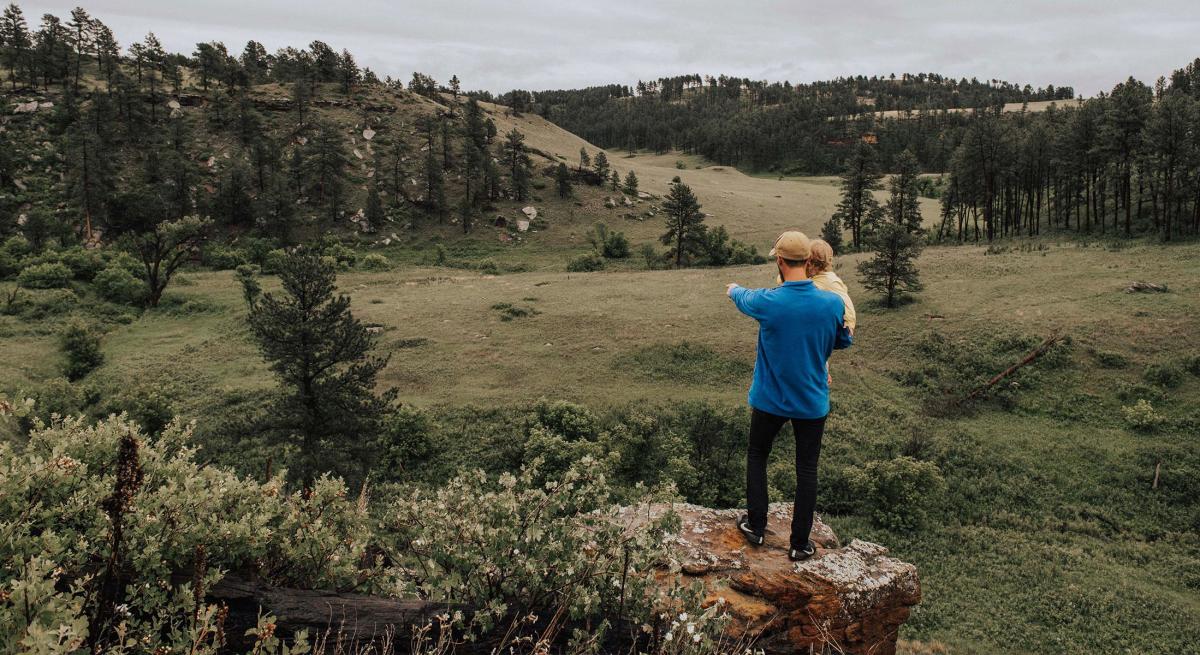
[726,231,852,561]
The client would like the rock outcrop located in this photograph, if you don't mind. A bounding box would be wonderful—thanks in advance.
[620,503,921,655]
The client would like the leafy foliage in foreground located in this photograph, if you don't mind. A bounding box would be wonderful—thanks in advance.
[0,414,714,654]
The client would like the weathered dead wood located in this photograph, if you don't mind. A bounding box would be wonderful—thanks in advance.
[963,331,1063,402]
[209,575,459,652]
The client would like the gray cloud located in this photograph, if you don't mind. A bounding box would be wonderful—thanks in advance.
[17,0,1199,95]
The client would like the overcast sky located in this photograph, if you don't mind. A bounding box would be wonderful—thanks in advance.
[17,1,1200,96]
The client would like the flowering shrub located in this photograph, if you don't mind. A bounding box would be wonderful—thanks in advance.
[381,457,679,635]
[1,414,723,654]
[0,415,383,653]
[1122,399,1165,432]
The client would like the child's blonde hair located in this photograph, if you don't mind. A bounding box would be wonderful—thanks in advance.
[808,239,834,272]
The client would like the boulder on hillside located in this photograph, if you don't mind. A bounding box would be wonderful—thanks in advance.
[522,206,538,219]
[620,503,921,655]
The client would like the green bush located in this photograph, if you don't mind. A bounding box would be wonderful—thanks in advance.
[322,242,358,269]
[57,247,106,280]
[1092,349,1128,369]
[1115,381,1164,403]
[602,231,630,258]
[846,456,946,531]
[1181,354,1200,377]
[20,376,86,428]
[17,261,72,289]
[59,320,104,381]
[1144,362,1184,388]
[235,264,261,308]
[93,265,147,305]
[1122,399,1165,433]
[360,253,391,271]
[262,248,289,274]
[567,252,605,272]
[375,406,436,480]
[14,288,78,319]
[97,387,174,435]
[1,415,708,654]
[201,243,247,270]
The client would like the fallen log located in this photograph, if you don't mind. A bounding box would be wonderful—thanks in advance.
[963,331,1063,402]
[209,575,459,652]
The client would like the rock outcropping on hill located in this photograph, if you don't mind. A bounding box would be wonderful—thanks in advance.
[621,503,921,655]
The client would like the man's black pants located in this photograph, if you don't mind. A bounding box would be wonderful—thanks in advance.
[746,408,827,549]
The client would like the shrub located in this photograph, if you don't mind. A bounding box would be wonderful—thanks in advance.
[97,387,174,435]
[235,264,261,308]
[19,376,86,428]
[641,243,665,270]
[322,242,358,269]
[846,456,946,531]
[360,253,392,271]
[93,265,146,305]
[0,239,29,278]
[1122,399,1165,433]
[16,288,78,319]
[567,252,605,272]
[1115,381,1163,403]
[1181,354,1200,377]
[1093,349,1128,369]
[0,416,382,653]
[57,247,106,280]
[17,261,72,289]
[1144,363,1184,388]
[262,248,289,274]
[588,223,631,259]
[59,320,104,381]
[375,406,436,480]
[201,243,247,270]
[379,458,678,630]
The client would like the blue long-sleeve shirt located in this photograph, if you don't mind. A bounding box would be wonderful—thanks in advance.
[729,280,852,419]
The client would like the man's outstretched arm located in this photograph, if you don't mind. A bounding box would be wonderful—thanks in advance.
[726,283,768,319]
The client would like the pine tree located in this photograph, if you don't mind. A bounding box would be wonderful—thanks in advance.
[291,78,309,126]
[247,253,396,487]
[593,150,610,181]
[64,107,115,240]
[212,163,253,226]
[419,116,445,215]
[303,121,349,223]
[92,22,118,89]
[622,169,639,196]
[609,169,620,191]
[1,4,31,91]
[834,141,883,250]
[555,162,572,198]
[659,177,707,267]
[365,180,385,230]
[820,216,843,253]
[449,74,460,101]
[502,128,531,201]
[857,221,923,308]
[337,48,359,95]
[578,147,590,172]
[885,149,923,233]
[384,127,410,205]
[66,7,90,91]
